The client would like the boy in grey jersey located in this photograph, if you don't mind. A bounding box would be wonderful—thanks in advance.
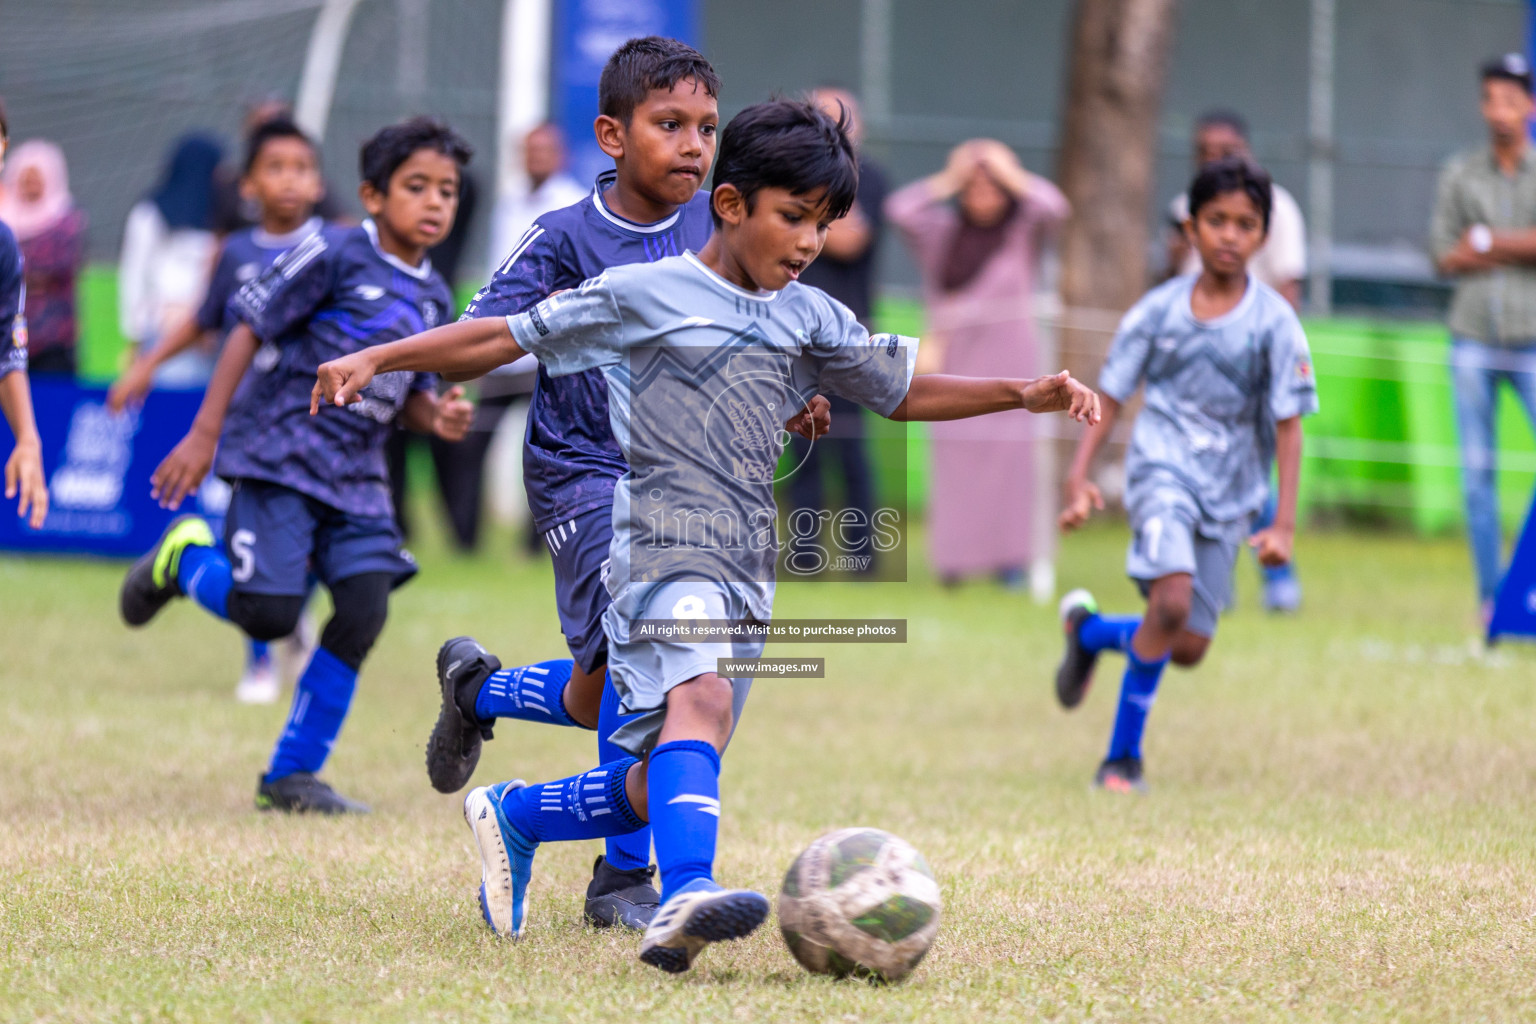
[313,99,1099,973]
[1055,158,1319,794]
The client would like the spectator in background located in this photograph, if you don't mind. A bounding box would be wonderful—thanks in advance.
[887,139,1069,587]
[0,140,86,376]
[118,134,223,388]
[1166,110,1307,308]
[485,123,585,278]
[1166,109,1307,613]
[787,87,886,571]
[212,97,346,234]
[1431,54,1536,623]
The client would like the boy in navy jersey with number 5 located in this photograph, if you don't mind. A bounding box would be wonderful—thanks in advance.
[118,118,475,815]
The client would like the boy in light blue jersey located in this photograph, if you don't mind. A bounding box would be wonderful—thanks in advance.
[314,99,1100,973]
[1055,157,1319,794]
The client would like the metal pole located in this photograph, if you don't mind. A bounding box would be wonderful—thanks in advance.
[1307,0,1335,316]
[496,0,552,200]
[294,0,363,141]
[396,0,430,115]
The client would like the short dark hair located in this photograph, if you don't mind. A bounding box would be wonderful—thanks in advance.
[359,116,472,193]
[710,99,859,227]
[1482,53,1534,95]
[598,36,720,124]
[1195,108,1250,141]
[1188,156,1273,232]
[243,117,318,174]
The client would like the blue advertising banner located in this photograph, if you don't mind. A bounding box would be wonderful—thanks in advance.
[553,0,700,189]
[0,380,233,559]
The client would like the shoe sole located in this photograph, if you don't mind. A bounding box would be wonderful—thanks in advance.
[638,891,769,974]
[584,892,658,932]
[426,639,493,794]
[464,782,527,938]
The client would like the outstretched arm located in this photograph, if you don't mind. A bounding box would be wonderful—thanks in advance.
[1250,415,1303,566]
[150,324,260,510]
[0,372,47,529]
[1058,393,1122,531]
[313,318,526,413]
[888,370,1100,424]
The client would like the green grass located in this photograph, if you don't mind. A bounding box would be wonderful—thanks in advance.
[2,521,1534,1022]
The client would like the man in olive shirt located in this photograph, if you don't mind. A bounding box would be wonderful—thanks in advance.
[1431,54,1536,618]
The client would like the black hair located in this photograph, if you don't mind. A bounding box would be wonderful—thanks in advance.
[1481,53,1534,95]
[710,99,859,227]
[1194,108,1250,141]
[598,36,720,124]
[243,117,318,174]
[1188,156,1273,233]
[359,116,472,193]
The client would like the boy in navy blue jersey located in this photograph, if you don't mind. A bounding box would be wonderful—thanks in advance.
[118,117,476,814]
[419,36,813,932]
[109,118,327,704]
[0,106,48,530]
[315,98,1099,972]
[1054,158,1319,793]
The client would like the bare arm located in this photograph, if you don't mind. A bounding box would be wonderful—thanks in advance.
[887,370,1100,423]
[1058,393,1122,531]
[0,371,47,528]
[312,317,526,413]
[149,324,260,509]
[1487,228,1536,264]
[107,313,211,412]
[1250,415,1303,566]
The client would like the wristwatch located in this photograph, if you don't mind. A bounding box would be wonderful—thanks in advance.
[1470,224,1494,254]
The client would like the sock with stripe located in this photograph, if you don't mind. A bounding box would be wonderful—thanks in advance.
[475,659,581,728]
[498,758,646,843]
[1106,648,1170,762]
[598,674,653,871]
[176,543,231,620]
[265,646,357,782]
[1079,613,1139,654]
[648,739,721,900]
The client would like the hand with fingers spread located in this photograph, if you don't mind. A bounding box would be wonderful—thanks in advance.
[1020,370,1102,423]
[432,385,475,442]
[784,394,832,441]
[5,437,48,529]
[311,350,381,415]
[150,427,216,510]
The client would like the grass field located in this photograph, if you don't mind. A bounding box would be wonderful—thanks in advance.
[2,520,1534,1022]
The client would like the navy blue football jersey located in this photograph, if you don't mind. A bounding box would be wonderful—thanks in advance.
[462,170,714,532]
[219,220,450,516]
[0,223,27,379]
[196,217,324,334]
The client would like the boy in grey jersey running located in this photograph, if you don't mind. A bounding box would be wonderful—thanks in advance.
[313,99,1099,974]
[1055,157,1319,794]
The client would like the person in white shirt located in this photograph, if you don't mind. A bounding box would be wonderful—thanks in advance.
[1165,110,1307,310]
[485,123,586,279]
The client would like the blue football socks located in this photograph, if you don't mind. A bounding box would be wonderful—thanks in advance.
[475,660,580,728]
[499,758,645,844]
[598,677,653,871]
[648,739,721,901]
[247,639,270,668]
[177,543,231,620]
[266,646,357,782]
[1106,648,1170,762]
[1079,613,1139,654]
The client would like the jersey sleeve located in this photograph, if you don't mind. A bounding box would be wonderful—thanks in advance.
[0,227,27,379]
[804,293,917,417]
[194,243,239,332]
[410,371,438,394]
[505,271,627,377]
[230,229,337,343]
[461,222,565,320]
[1266,306,1319,421]
[1098,292,1160,403]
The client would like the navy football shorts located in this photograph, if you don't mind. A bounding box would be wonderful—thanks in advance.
[224,478,417,596]
[542,505,614,675]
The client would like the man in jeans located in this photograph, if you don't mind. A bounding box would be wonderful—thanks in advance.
[1431,54,1536,622]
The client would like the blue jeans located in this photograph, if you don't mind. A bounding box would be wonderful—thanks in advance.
[1450,338,1536,602]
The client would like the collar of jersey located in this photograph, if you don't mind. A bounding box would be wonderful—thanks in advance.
[1181,273,1256,330]
[683,250,778,301]
[253,216,323,251]
[362,218,434,280]
[591,170,683,234]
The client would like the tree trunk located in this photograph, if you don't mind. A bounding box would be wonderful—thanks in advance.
[1055,0,1180,381]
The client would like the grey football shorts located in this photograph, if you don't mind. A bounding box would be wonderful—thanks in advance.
[1125,493,1245,639]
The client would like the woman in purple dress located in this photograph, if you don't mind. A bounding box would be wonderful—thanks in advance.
[0,139,87,377]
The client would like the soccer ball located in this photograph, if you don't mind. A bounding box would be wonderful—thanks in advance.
[777,827,942,982]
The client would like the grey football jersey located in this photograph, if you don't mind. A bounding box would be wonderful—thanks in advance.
[1099,274,1319,529]
[508,252,917,619]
